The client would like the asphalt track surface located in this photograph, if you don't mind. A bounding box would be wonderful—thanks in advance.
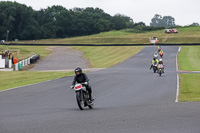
[1,46,200,133]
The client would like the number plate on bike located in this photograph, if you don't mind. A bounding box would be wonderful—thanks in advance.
[75,84,82,90]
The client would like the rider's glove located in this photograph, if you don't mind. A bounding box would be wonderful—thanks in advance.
[71,85,74,89]
[84,82,88,85]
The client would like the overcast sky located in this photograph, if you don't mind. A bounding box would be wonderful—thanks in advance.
[3,0,200,26]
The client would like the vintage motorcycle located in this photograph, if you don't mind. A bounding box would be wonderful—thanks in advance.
[157,64,164,76]
[73,83,93,110]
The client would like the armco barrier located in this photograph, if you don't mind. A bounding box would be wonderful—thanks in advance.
[25,59,28,66]
[14,63,19,71]
[28,58,30,64]
[18,62,22,70]
[9,59,12,68]
[22,60,24,67]
[11,55,39,71]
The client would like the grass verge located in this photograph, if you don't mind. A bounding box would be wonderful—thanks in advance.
[73,46,144,68]
[179,74,200,102]
[178,46,200,71]
[0,71,74,91]
[10,26,200,44]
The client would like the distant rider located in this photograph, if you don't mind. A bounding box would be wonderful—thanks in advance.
[157,59,165,73]
[159,50,164,58]
[71,67,93,101]
[158,46,161,52]
[150,57,159,70]
[154,51,158,59]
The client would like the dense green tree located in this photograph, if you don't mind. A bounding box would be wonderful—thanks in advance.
[134,22,146,27]
[150,14,176,27]
[162,16,175,27]
[150,14,162,27]
[0,1,39,40]
[111,14,134,30]
[190,22,199,26]
[0,1,135,40]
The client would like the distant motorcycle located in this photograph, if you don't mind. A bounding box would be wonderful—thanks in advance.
[157,64,164,76]
[154,53,158,59]
[158,48,161,52]
[160,52,163,58]
[73,83,93,110]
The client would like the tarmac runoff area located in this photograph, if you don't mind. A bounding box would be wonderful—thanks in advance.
[30,46,103,72]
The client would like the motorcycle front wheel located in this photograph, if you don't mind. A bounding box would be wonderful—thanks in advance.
[76,91,84,110]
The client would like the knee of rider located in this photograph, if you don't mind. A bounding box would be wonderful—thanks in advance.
[87,86,92,93]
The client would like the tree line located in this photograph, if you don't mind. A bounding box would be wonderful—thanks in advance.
[1,1,198,41]
[0,1,134,40]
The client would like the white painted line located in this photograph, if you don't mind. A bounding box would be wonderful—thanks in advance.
[175,47,181,102]
[175,74,179,102]
[178,47,181,52]
[176,47,181,71]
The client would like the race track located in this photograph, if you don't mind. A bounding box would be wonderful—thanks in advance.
[1,46,200,133]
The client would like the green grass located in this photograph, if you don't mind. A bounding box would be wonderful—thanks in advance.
[11,26,200,44]
[0,71,74,91]
[0,45,51,60]
[178,46,200,71]
[179,74,200,102]
[178,46,200,102]
[73,46,144,68]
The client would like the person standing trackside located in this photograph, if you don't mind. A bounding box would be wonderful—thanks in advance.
[13,56,18,64]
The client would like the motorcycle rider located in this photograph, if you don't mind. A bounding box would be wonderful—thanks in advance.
[158,46,161,52]
[157,58,165,73]
[71,67,93,101]
[154,51,158,59]
[159,50,164,58]
[150,57,159,70]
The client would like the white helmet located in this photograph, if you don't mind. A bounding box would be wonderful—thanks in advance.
[159,59,162,62]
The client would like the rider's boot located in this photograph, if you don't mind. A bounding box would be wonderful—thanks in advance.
[150,65,152,70]
[89,94,93,102]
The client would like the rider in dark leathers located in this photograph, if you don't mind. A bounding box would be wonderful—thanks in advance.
[71,67,93,101]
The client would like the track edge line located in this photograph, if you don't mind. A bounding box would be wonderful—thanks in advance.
[175,47,181,102]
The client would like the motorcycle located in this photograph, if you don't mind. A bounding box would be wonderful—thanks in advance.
[73,83,93,110]
[158,48,161,52]
[160,52,163,58]
[157,64,164,76]
[152,61,158,73]
[154,53,158,59]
